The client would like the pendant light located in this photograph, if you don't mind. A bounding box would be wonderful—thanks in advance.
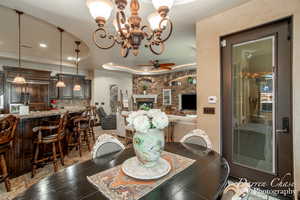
[56,27,66,88]
[73,41,81,91]
[13,10,26,84]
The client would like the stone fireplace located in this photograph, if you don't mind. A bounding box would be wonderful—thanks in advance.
[133,94,157,110]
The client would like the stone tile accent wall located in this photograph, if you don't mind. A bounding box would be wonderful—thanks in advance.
[133,70,196,114]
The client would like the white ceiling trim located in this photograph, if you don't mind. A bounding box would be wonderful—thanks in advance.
[102,62,197,75]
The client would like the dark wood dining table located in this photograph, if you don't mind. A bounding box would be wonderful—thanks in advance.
[14,143,230,200]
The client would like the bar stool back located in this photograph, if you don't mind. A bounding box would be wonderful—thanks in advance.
[32,112,68,177]
[73,117,92,157]
[0,115,19,191]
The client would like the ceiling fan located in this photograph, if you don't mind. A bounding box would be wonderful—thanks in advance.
[136,60,176,70]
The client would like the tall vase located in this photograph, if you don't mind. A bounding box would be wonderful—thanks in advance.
[133,129,165,168]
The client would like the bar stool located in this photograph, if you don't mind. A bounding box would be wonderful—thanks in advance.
[89,106,97,142]
[72,117,92,157]
[82,107,96,143]
[32,112,68,178]
[0,115,19,192]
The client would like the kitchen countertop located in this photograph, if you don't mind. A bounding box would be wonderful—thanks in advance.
[121,111,197,124]
[0,107,87,120]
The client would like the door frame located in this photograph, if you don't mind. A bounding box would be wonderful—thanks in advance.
[220,17,293,191]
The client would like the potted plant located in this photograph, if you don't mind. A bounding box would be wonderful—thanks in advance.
[142,85,148,95]
[127,109,169,167]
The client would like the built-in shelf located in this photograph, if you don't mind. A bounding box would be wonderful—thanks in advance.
[132,94,158,103]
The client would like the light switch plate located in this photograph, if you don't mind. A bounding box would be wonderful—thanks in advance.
[208,96,217,104]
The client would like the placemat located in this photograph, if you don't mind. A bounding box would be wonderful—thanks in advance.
[87,151,196,200]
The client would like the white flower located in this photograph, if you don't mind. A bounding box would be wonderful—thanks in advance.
[147,109,161,118]
[133,115,151,133]
[127,110,146,125]
[152,112,169,129]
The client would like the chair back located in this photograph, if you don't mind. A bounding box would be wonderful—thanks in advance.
[0,115,19,145]
[57,112,69,139]
[73,116,89,131]
[92,134,125,159]
[180,129,213,149]
[90,106,97,120]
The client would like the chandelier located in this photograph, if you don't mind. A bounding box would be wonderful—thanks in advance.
[86,0,174,57]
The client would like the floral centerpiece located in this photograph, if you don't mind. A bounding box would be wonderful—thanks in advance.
[127,109,169,167]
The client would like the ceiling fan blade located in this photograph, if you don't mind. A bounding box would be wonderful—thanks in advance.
[159,63,176,67]
[159,66,172,70]
[136,64,154,67]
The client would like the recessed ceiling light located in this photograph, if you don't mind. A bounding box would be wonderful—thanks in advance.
[39,43,47,48]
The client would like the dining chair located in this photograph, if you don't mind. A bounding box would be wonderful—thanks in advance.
[32,112,68,178]
[0,115,19,192]
[180,129,213,149]
[91,134,125,159]
[221,182,251,200]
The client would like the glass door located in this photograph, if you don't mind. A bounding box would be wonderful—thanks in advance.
[221,18,293,192]
[232,36,275,174]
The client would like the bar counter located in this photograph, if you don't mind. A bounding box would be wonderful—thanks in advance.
[0,107,87,177]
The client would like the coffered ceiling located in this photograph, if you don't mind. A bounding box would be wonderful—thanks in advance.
[0,0,251,73]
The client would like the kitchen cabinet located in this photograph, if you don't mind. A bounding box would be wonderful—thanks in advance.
[84,80,92,99]
[49,77,59,99]
[56,74,91,100]
[27,84,49,111]
[3,66,51,113]
[0,72,4,95]
[9,83,26,104]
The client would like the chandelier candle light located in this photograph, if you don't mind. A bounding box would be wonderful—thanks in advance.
[86,0,174,57]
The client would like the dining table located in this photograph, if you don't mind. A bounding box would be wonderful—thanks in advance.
[13,143,230,200]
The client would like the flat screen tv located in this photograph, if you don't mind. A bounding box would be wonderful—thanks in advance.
[181,94,197,110]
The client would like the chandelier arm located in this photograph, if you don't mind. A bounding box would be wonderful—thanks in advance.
[149,42,165,55]
[115,35,124,45]
[154,18,173,43]
[93,27,116,49]
[141,25,154,41]
[120,45,130,57]
[116,11,129,39]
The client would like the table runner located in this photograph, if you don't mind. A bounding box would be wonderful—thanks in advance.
[87,151,196,200]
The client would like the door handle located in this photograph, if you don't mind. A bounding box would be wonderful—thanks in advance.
[276,117,289,134]
[276,129,288,134]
